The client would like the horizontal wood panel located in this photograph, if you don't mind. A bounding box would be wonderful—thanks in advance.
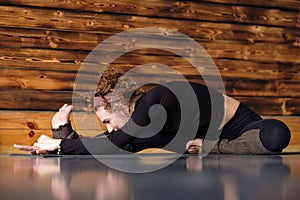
[0,47,87,66]
[1,48,300,81]
[203,0,300,11]
[0,111,299,153]
[0,89,300,115]
[215,59,300,81]
[283,145,300,153]
[0,61,300,93]
[0,130,51,146]
[0,67,75,90]
[0,1,298,28]
[0,90,73,111]
[0,24,298,51]
[1,67,300,98]
[3,0,299,13]
[236,97,300,116]
[1,110,299,132]
[0,111,53,130]
[223,79,300,97]
[1,34,299,64]
[0,111,106,130]
[1,59,300,80]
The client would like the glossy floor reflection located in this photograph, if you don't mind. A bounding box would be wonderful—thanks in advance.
[1,153,300,200]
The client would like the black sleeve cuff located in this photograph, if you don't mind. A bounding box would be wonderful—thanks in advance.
[52,122,79,139]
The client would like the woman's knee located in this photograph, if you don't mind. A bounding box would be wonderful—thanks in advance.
[259,119,291,152]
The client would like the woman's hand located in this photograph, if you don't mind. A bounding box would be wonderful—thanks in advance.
[33,134,62,152]
[186,138,203,154]
[14,134,62,155]
[52,104,73,128]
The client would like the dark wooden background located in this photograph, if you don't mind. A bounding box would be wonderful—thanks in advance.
[0,0,299,153]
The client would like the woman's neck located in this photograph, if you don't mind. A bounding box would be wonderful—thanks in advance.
[129,93,143,114]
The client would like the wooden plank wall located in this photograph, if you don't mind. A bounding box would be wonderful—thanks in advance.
[0,0,299,153]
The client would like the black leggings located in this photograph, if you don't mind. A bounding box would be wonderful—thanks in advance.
[240,118,291,152]
[222,103,291,152]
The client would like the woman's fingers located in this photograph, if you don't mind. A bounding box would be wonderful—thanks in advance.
[59,104,68,111]
[59,104,73,113]
[186,139,203,154]
[13,144,35,151]
[186,140,194,150]
[186,139,202,149]
[33,142,49,155]
[35,149,48,155]
[13,144,39,154]
[65,104,73,113]
[52,104,73,128]
[187,145,201,154]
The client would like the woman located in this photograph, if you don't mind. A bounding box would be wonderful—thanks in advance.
[14,68,291,155]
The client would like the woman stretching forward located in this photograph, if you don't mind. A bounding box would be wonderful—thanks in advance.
[15,68,291,155]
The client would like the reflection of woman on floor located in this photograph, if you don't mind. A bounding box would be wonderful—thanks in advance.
[15,68,291,155]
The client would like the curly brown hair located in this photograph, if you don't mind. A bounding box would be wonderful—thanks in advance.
[95,68,144,109]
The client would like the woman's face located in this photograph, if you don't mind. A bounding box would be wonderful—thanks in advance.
[95,106,130,133]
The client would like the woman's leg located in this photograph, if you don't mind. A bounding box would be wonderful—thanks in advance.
[240,119,291,152]
[209,129,272,154]
[209,119,291,154]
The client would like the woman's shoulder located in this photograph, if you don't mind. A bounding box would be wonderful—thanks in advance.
[149,81,206,90]
[142,81,210,97]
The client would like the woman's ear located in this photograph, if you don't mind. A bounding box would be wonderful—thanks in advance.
[119,104,130,116]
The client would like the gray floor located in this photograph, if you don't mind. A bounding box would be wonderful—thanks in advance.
[1,153,300,200]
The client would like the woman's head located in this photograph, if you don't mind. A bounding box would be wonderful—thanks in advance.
[94,68,143,132]
[95,68,143,109]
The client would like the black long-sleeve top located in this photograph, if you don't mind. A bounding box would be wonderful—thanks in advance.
[58,82,225,154]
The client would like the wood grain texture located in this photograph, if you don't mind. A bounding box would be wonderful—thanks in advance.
[0,0,299,152]
[0,111,105,130]
[1,111,298,132]
[0,111,299,153]
[1,23,299,50]
[1,1,299,28]
[1,48,299,80]
[1,66,300,96]
[1,89,300,115]
[0,130,100,153]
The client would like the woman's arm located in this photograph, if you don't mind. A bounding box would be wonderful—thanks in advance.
[15,93,163,155]
[60,94,163,155]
